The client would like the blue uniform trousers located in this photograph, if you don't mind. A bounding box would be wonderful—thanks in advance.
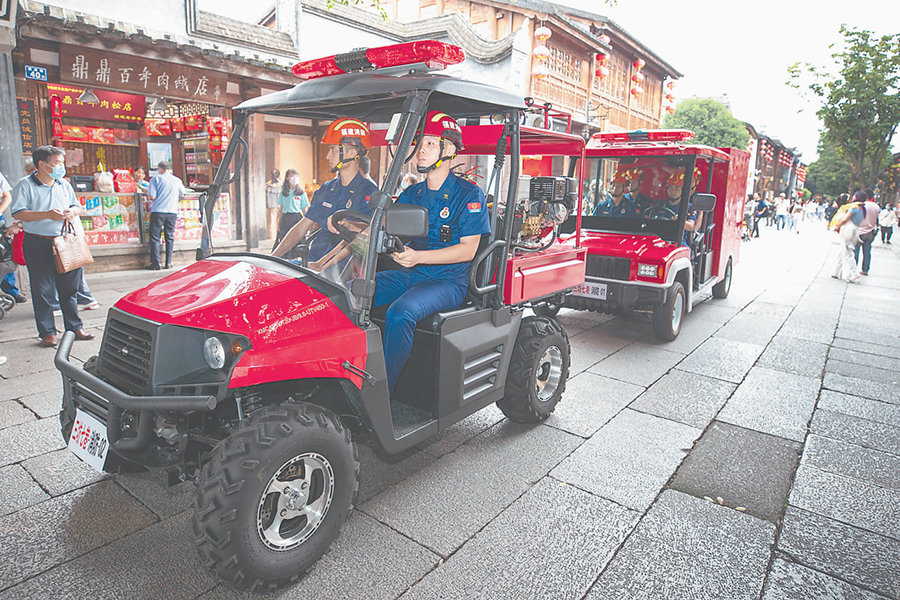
[374,270,467,396]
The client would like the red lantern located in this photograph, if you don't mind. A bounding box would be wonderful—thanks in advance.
[631,86,643,96]
[595,65,610,79]
[598,34,611,45]
[596,52,608,63]
[632,72,645,83]
[533,45,550,61]
[633,58,646,69]
[666,105,676,114]
[532,64,550,80]
[535,25,552,41]
[667,81,675,89]
[665,93,675,101]
[52,118,63,138]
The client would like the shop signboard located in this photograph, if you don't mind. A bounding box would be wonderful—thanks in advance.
[46,83,145,123]
[17,98,37,153]
[61,45,229,106]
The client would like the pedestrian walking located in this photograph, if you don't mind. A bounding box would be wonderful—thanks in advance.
[853,189,879,276]
[831,192,863,283]
[273,169,309,259]
[8,145,95,347]
[878,203,896,244]
[791,199,804,234]
[0,169,27,304]
[145,160,186,270]
[775,193,788,230]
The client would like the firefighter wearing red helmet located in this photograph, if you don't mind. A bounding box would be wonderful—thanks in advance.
[272,118,378,262]
[376,110,488,396]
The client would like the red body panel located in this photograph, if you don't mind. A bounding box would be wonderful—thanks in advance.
[710,148,749,278]
[503,244,587,304]
[573,232,689,280]
[116,260,368,389]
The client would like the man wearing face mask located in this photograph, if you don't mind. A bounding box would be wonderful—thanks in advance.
[10,145,94,347]
[272,118,377,263]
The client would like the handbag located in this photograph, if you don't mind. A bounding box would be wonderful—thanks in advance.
[53,220,94,273]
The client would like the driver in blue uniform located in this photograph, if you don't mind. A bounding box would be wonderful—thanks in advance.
[592,168,640,217]
[375,111,489,396]
[646,168,703,251]
[272,118,378,262]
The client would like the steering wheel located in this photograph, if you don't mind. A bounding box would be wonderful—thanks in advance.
[643,205,678,220]
[329,210,372,244]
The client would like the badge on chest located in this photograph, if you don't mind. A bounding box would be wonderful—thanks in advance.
[440,206,450,219]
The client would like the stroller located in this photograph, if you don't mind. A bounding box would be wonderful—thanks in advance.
[0,227,18,321]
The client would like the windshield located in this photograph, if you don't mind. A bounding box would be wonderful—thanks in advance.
[577,155,711,242]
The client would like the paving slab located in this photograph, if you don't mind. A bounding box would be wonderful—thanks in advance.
[545,372,643,438]
[671,421,801,523]
[0,416,66,467]
[21,448,110,497]
[777,506,900,599]
[0,367,62,402]
[116,470,196,519]
[818,390,900,428]
[637,316,721,354]
[834,326,900,349]
[826,359,900,386]
[789,464,900,539]
[717,367,820,442]
[822,373,900,405]
[757,335,828,378]
[15,388,62,419]
[801,434,900,490]
[713,312,785,347]
[778,312,839,345]
[676,337,765,384]
[550,409,700,511]
[761,558,891,600]
[0,464,49,517]
[586,490,775,600]
[569,321,641,357]
[743,301,794,320]
[356,442,436,504]
[0,480,158,591]
[829,347,899,371]
[0,340,58,378]
[198,511,440,600]
[587,342,685,387]
[401,478,639,600]
[361,421,581,557]
[0,400,35,430]
[630,369,736,429]
[831,337,900,360]
[688,301,743,324]
[810,409,900,456]
[568,344,610,376]
[416,403,505,457]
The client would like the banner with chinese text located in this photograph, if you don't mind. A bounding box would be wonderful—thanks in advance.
[46,83,145,123]
[17,98,37,153]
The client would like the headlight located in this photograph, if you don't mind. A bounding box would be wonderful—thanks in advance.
[203,337,226,370]
[638,263,659,278]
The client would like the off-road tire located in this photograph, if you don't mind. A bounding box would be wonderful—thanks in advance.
[497,316,570,423]
[712,257,732,299]
[191,402,359,592]
[532,299,562,318]
[652,281,685,341]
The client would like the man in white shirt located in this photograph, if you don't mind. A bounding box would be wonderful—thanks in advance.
[146,160,186,270]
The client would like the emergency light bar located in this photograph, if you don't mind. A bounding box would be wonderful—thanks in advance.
[593,129,695,144]
[292,40,465,80]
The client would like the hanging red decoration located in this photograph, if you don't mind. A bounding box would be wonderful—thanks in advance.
[52,118,63,137]
[598,34,611,45]
[633,58,646,69]
[532,64,550,80]
[596,65,610,79]
[533,45,550,61]
[666,105,675,114]
[535,25,552,41]
[50,95,62,118]
[631,86,643,96]
[632,72,645,83]
[667,81,676,89]
[665,93,675,101]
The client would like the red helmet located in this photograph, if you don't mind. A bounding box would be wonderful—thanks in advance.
[322,118,371,149]
[419,110,464,152]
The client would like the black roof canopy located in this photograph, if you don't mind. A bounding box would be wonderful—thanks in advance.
[235,70,527,122]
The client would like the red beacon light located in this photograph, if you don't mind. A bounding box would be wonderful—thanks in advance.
[593,129,695,144]
[293,40,465,80]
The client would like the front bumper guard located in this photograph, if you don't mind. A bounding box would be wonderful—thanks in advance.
[55,331,218,452]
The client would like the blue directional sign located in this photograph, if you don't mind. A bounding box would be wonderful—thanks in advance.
[25,65,48,82]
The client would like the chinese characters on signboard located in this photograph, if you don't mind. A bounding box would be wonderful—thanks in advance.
[17,98,37,153]
[61,45,228,105]
[46,83,146,122]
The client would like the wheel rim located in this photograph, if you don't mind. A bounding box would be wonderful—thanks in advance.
[257,452,335,551]
[724,263,732,293]
[671,292,684,332]
[535,345,564,402]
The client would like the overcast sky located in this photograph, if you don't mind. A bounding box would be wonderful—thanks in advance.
[201,0,899,162]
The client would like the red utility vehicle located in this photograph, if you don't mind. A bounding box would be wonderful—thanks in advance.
[542,129,749,340]
[54,41,586,592]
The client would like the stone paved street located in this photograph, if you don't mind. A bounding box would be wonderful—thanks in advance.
[0,224,898,600]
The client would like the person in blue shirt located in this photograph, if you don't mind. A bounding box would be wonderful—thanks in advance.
[625,168,652,213]
[273,169,309,259]
[273,118,377,263]
[9,145,94,347]
[146,160,186,270]
[374,111,489,396]
[592,168,640,217]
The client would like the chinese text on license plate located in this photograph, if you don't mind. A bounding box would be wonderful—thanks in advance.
[571,282,608,300]
[68,408,109,472]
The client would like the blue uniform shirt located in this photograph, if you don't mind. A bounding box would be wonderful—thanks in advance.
[305,171,377,262]
[10,173,80,237]
[593,196,640,218]
[147,172,186,214]
[397,172,490,287]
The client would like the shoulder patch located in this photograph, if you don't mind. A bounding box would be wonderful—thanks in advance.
[467,201,482,213]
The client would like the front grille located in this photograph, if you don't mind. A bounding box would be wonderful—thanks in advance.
[99,317,153,394]
[585,255,631,280]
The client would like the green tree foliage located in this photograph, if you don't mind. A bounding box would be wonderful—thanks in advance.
[788,26,900,190]
[806,136,853,197]
[662,98,749,149]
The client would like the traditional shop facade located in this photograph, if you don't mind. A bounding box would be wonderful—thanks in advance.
[11,1,300,270]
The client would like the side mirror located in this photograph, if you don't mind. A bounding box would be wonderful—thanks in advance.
[691,193,716,212]
[385,203,428,237]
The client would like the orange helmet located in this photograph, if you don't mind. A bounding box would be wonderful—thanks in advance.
[611,167,638,184]
[322,118,371,149]
[419,110,464,152]
[667,167,701,187]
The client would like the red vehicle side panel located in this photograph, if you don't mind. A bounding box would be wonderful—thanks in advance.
[503,245,587,304]
[710,148,749,279]
[116,260,368,389]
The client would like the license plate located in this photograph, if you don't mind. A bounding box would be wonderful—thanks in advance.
[68,408,109,472]
[571,281,608,300]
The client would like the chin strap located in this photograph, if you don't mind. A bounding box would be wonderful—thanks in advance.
[330,145,368,174]
[416,138,457,174]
